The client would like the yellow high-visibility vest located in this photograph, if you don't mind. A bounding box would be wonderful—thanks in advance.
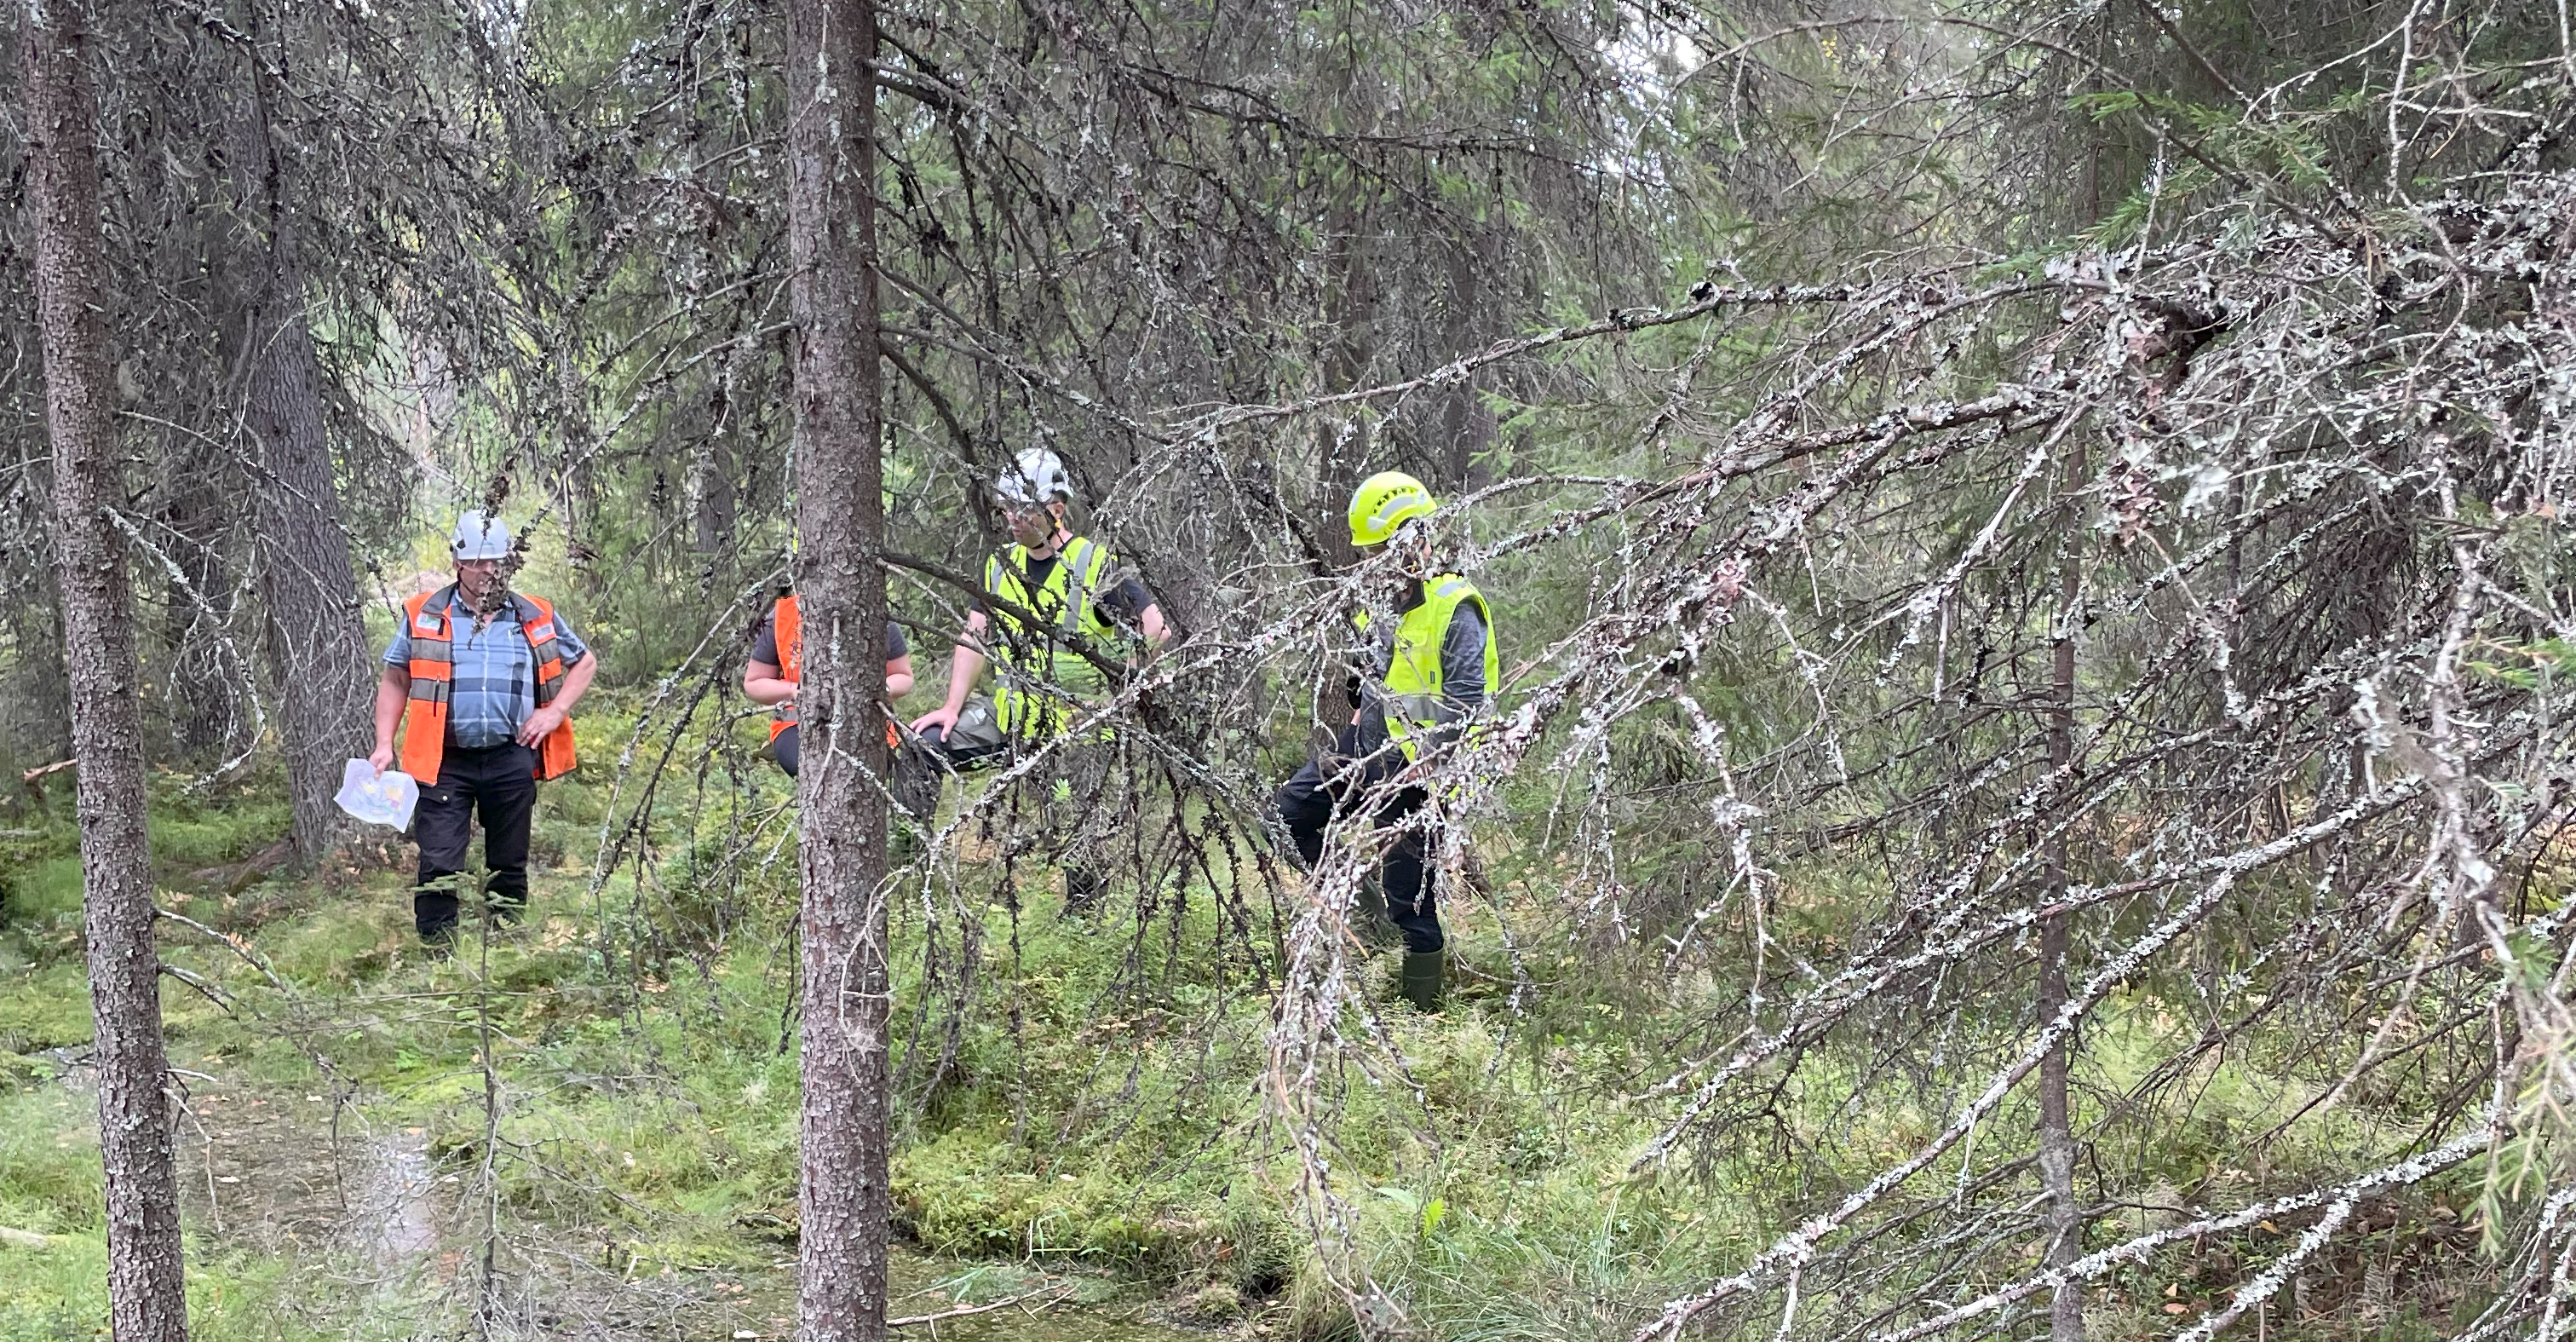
[983,537,1121,736]
[1357,573,1498,760]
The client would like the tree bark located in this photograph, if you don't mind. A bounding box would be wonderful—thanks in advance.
[785,1,892,1339]
[1435,226,1496,492]
[225,42,373,864]
[2038,440,2086,1342]
[26,5,193,1339]
[1313,189,1374,572]
[2038,50,2102,1340]
[0,564,75,767]
[157,419,239,764]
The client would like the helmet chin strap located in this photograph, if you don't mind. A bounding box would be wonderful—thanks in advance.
[1009,500,1070,555]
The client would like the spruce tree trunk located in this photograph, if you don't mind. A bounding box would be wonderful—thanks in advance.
[784,0,892,1339]
[2038,72,2100,1342]
[1314,191,1374,572]
[226,52,372,864]
[1435,228,1495,492]
[2038,441,2086,1342]
[158,420,239,764]
[26,5,193,1339]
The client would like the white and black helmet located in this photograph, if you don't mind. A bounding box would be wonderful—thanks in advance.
[450,510,513,561]
[992,448,1073,508]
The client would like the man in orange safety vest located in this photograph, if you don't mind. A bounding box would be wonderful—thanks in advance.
[369,511,598,943]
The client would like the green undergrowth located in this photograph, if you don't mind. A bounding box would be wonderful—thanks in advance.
[0,1085,359,1341]
[0,1234,351,1342]
[0,707,2517,1339]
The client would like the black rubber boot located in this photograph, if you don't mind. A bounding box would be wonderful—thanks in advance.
[1400,950,1443,1011]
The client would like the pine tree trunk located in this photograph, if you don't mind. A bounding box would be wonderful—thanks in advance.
[784,0,892,1339]
[226,53,372,864]
[26,5,193,1339]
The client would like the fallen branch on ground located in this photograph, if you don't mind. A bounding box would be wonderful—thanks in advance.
[888,1286,1076,1327]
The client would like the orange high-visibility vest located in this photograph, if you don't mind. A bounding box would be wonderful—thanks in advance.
[396,585,578,785]
[766,595,900,750]
[769,596,801,743]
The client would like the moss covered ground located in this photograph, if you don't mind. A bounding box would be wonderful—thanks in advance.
[0,691,2500,1340]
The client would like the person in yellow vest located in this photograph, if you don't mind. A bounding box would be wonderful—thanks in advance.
[741,594,914,778]
[369,511,598,943]
[1273,472,1497,1010]
[909,448,1169,907]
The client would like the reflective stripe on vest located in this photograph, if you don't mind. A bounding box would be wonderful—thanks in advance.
[983,537,1115,735]
[396,585,578,785]
[1358,574,1498,761]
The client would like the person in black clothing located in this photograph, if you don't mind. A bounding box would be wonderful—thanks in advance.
[1273,471,1494,1009]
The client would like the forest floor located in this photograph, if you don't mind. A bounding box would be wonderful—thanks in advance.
[0,711,2493,1340]
[0,762,1291,1340]
[3,732,1707,1341]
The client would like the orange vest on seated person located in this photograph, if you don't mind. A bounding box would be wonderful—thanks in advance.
[396,585,578,785]
[769,596,901,750]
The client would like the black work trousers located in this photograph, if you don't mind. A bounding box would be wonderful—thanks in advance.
[1274,725,1444,953]
[412,742,538,940]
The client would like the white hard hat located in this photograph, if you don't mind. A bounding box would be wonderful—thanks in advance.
[992,448,1072,508]
[450,510,513,561]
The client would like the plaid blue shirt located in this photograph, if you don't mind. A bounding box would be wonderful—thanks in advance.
[384,590,591,750]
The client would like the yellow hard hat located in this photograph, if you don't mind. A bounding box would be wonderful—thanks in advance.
[1348,471,1436,547]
